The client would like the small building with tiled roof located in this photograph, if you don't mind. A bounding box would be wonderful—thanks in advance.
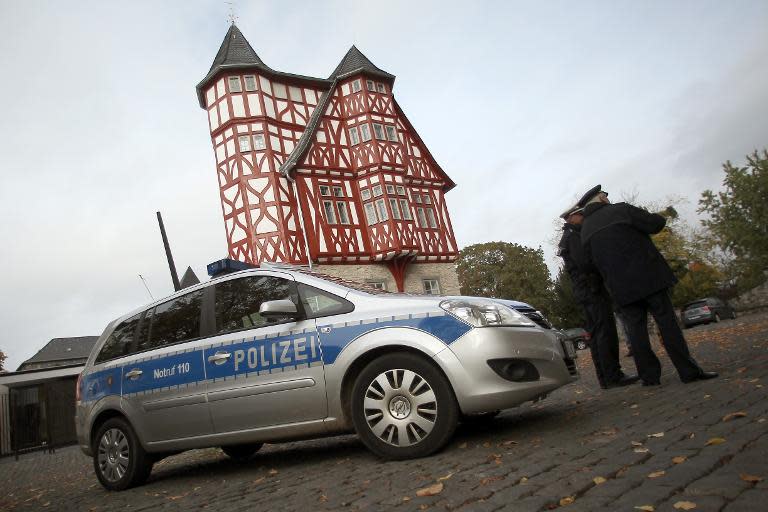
[16,336,99,371]
[197,24,460,294]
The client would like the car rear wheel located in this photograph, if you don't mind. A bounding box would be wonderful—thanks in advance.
[350,352,458,460]
[221,443,263,462]
[576,340,588,350]
[93,417,153,491]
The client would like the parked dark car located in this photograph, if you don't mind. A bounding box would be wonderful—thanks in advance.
[561,327,591,351]
[681,297,736,328]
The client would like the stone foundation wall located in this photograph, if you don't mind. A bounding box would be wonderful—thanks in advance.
[732,270,768,312]
[312,262,460,295]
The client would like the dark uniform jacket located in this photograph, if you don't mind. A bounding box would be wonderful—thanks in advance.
[581,202,676,307]
[558,223,604,304]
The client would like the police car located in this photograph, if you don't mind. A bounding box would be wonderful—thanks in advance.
[76,264,578,490]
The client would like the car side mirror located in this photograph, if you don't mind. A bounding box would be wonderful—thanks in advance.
[259,299,300,319]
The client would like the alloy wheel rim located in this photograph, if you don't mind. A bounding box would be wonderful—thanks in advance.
[97,428,130,482]
[363,369,437,447]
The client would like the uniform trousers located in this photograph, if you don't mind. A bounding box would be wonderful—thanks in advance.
[582,291,623,386]
[618,288,702,383]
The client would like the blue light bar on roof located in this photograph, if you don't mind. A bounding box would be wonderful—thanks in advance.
[206,258,255,278]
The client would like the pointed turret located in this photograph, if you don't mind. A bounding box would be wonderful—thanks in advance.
[329,45,395,81]
[208,24,267,73]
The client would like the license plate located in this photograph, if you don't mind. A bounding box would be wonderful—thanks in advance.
[561,339,576,359]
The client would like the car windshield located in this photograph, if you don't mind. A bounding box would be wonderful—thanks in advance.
[685,301,707,311]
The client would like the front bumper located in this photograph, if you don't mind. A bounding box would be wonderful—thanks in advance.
[434,326,578,414]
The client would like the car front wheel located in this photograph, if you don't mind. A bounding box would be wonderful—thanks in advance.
[351,352,458,460]
[93,417,153,491]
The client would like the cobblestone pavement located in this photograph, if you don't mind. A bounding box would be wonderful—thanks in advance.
[2,312,767,512]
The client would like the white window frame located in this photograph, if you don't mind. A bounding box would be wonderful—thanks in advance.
[323,200,337,224]
[366,79,375,91]
[388,198,401,220]
[385,125,398,142]
[372,184,383,197]
[238,135,251,152]
[360,123,372,142]
[229,76,242,93]
[319,185,331,196]
[368,281,387,290]
[375,198,389,222]
[399,199,412,220]
[377,83,386,94]
[423,279,441,295]
[385,184,395,195]
[244,75,257,92]
[426,208,437,228]
[349,126,360,145]
[423,193,432,204]
[396,185,406,196]
[364,202,378,225]
[361,188,371,201]
[351,79,362,93]
[252,133,266,150]
[373,123,385,140]
[336,202,350,224]
[333,186,344,198]
[414,192,422,204]
[417,207,427,228]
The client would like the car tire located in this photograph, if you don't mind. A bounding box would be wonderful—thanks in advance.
[221,443,263,462]
[350,352,459,460]
[576,340,588,351]
[93,417,153,491]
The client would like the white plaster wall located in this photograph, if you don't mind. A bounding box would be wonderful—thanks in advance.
[312,262,460,295]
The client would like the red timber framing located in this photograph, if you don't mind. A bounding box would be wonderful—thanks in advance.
[197,26,459,291]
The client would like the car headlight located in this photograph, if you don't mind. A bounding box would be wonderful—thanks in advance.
[440,299,537,328]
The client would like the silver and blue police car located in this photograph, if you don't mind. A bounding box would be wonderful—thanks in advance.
[76,265,578,490]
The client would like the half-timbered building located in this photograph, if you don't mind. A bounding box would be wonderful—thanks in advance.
[196,24,460,294]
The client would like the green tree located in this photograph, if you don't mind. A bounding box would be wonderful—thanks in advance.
[457,242,554,312]
[699,150,768,290]
[0,349,6,372]
[548,267,586,328]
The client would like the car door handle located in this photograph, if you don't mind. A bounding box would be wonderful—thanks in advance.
[125,369,143,380]
[208,351,232,365]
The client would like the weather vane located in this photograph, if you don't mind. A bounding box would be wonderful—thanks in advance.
[225,1,238,25]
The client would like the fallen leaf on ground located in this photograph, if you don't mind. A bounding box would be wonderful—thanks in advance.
[759,419,767,424]
[648,432,664,438]
[635,447,650,454]
[673,501,697,510]
[648,470,666,478]
[630,404,639,409]
[705,437,726,446]
[483,442,491,448]
[501,440,519,446]
[267,469,279,476]
[737,367,747,373]
[458,442,467,449]
[631,441,644,446]
[559,496,575,506]
[402,496,411,502]
[480,476,504,486]
[593,476,607,485]
[319,495,328,502]
[703,394,711,399]
[437,472,454,482]
[739,473,763,483]
[634,506,654,511]
[672,456,687,464]
[722,411,747,422]
[252,477,265,484]
[416,482,444,497]
[519,477,529,483]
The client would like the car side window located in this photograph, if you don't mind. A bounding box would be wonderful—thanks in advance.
[136,290,204,352]
[95,313,141,363]
[214,276,299,334]
[298,284,354,319]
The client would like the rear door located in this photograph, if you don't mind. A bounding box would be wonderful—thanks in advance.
[119,288,213,443]
[203,273,327,434]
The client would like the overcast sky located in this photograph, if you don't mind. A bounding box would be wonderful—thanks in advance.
[1,1,766,371]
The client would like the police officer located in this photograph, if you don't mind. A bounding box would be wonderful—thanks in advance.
[578,185,718,386]
[558,204,638,389]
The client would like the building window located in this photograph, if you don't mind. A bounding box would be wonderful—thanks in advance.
[372,184,383,197]
[319,185,331,196]
[399,199,412,220]
[377,83,386,94]
[252,133,266,150]
[396,185,406,196]
[360,123,372,142]
[389,198,401,220]
[417,207,427,227]
[368,281,387,290]
[423,193,432,204]
[361,188,371,201]
[426,209,437,228]
[414,192,422,204]
[364,203,377,225]
[366,80,375,91]
[423,279,441,295]
[238,135,251,152]
[336,202,350,224]
[385,125,398,142]
[385,184,395,195]
[351,79,362,93]
[373,123,385,140]
[323,200,337,224]
[244,75,257,91]
[349,126,360,145]
[229,76,242,93]
[375,198,389,221]
[333,186,344,198]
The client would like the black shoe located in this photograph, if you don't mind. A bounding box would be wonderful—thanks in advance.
[604,375,641,389]
[642,380,661,386]
[682,371,719,383]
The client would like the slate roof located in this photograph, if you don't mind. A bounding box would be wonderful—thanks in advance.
[328,46,395,81]
[18,336,99,370]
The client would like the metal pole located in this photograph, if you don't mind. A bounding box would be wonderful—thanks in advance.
[156,212,181,291]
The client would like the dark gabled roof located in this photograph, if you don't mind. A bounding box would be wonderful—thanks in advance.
[329,45,395,81]
[18,336,99,370]
[196,24,331,108]
[180,266,201,289]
